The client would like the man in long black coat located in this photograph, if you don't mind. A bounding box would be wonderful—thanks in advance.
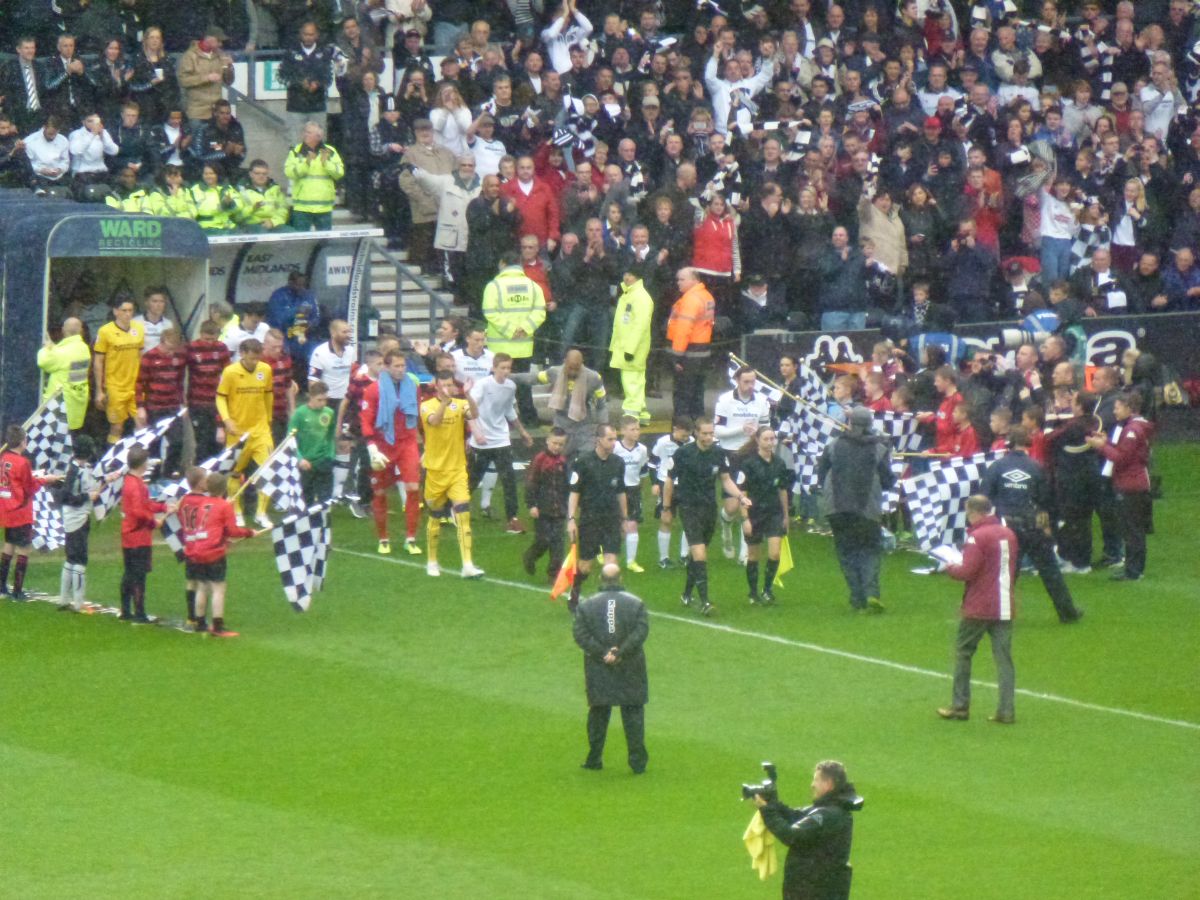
[572,563,649,774]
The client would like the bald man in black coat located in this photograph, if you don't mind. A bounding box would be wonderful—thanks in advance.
[573,563,650,774]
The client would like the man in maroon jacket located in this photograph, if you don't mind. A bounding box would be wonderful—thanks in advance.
[938,495,1019,725]
[1087,392,1154,582]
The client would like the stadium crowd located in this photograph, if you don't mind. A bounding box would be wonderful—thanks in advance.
[3,0,1200,332]
[1,0,1180,627]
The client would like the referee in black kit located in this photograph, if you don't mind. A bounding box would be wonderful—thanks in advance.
[662,416,749,617]
[567,424,628,613]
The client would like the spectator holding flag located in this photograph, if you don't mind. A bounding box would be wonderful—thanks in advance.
[817,407,895,615]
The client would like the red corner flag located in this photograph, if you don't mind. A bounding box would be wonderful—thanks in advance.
[550,544,578,601]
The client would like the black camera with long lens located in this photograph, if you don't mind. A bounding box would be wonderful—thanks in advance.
[741,761,778,801]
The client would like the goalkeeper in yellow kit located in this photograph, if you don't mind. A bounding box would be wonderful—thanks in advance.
[421,371,484,579]
[216,338,275,527]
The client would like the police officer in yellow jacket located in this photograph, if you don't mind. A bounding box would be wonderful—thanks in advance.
[608,270,655,421]
[481,252,546,424]
[36,318,92,430]
[284,121,344,232]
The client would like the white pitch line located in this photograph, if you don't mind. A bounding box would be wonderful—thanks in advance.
[334,548,1200,732]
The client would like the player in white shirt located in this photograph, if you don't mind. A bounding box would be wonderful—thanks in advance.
[133,287,175,353]
[453,325,498,508]
[649,416,693,569]
[467,353,531,533]
[222,302,270,360]
[452,326,495,383]
[308,318,357,497]
[613,415,650,572]
[714,366,771,561]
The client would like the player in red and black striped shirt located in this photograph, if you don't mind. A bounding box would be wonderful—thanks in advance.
[186,320,232,462]
[136,327,188,478]
[263,328,297,445]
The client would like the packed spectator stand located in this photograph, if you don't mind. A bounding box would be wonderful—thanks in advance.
[2,0,1199,377]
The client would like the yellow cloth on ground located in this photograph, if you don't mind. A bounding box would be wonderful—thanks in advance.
[743,810,778,880]
[773,536,794,588]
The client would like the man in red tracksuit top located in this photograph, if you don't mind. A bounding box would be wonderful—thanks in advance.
[178,469,255,635]
[360,350,423,556]
[1087,391,1154,582]
[120,446,170,621]
[938,495,1019,724]
[0,425,58,600]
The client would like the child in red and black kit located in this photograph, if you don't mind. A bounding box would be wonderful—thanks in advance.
[120,446,171,621]
[522,427,569,582]
[0,425,60,600]
[178,470,255,635]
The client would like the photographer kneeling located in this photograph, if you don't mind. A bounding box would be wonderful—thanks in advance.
[754,760,861,900]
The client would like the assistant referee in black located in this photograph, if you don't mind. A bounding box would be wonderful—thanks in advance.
[980,425,1084,624]
[567,424,628,612]
[662,415,748,617]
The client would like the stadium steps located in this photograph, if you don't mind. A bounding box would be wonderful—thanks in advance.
[331,207,464,332]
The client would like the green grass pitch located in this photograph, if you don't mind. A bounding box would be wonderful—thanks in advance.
[1,445,1197,899]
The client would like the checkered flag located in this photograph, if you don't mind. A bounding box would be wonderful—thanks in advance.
[872,410,924,454]
[882,457,908,514]
[254,434,306,516]
[161,436,249,560]
[32,488,66,552]
[271,500,333,612]
[785,405,845,492]
[726,361,783,404]
[91,413,181,520]
[901,452,1004,551]
[25,395,72,475]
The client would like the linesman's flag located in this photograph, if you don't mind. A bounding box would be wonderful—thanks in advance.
[773,536,794,588]
[550,544,578,600]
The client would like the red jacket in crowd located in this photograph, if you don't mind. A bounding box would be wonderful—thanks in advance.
[121,474,166,549]
[136,344,188,412]
[1096,416,1154,494]
[0,450,44,527]
[524,257,553,305]
[947,514,1019,621]
[691,211,737,276]
[177,492,254,563]
[500,176,560,248]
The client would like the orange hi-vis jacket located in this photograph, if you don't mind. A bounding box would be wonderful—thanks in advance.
[666,282,715,356]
